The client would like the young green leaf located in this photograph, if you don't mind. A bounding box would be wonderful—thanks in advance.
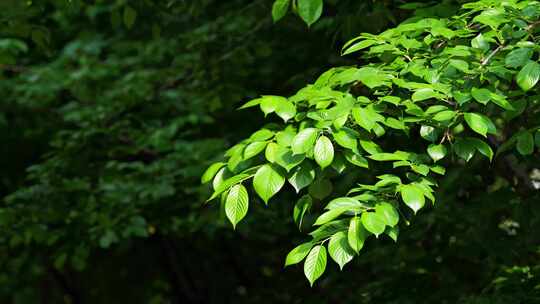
[260,95,286,116]
[427,144,447,162]
[432,110,456,122]
[275,147,305,172]
[292,128,318,154]
[285,242,314,267]
[293,195,312,229]
[375,202,399,227]
[288,162,316,193]
[344,151,369,168]
[420,125,439,142]
[505,48,532,68]
[225,184,249,229]
[454,138,476,162]
[253,164,286,204]
[297,0,323,27]
[469,138,494,161]
[412,88,438,101]
[385,226,399,242]
[400,184,425,214]
[516,61,540,91]
[201,162,225,184]
[304,245,327,286]
[471,87,491,104]
[333,128,358,150]
[328,231,355,270]
[352,107,375,131]
[464,113,496,137]
[314,208,348,226]
[275,99,296,122]
[272,0,290,22]
[348,217,368,253]
[314,136,334,169]
[243,142,268,160]
[208,173,252,201]
[361,212,386,237]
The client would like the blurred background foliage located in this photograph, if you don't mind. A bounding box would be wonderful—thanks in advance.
[0,0,539,303]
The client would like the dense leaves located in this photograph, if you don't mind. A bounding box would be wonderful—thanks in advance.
[204,0,540,287]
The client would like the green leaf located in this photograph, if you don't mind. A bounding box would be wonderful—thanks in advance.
[464,113,497,137]
[473,8,504,29]
[243,142,268,160]
[239,98,262,109]
[359,139,382,154]
[471,33,489,51]
[375,202,399,227]
[400,184,425,214]
[201,162,225,184]
[308,178,333,200]
[276,128,296,147]
[355,67,393,88]
[297,0,323,27]
[314,208,348,226]
[288,162,316,193]
[333,128,358,150]
[516,60,540,91]
[328,232,355,270]
[292,128,318,154]
[412,88,438,101]
[293,195,312,229]
[454,138,476,162]
[260,95,286,116]
[471,87,491,104]
[352,107,375,131]
[505,48,532,68]
[265,142,279,163]
[348,217,368,254]
[314,136,334,169]
[310,219,348,241]
[276,99,296,122]
[326,197,365,211]
[212,167,229,191]
[250,129,274,141]
[385,226,399,242]
[272,0,290,22]
[275,146,305,172]
[225,184,249,229]
[208,173,252,201]
[420,125,439,142]
[490,93,515,111]
[344,151,369,168]
[432,110,456,122]
[123,6,137,29]
[342,39,376,56]
[361,212,386,237]
[304,245,327,286]
[427,144,447,162]
[469,138,494,161]
[536,131,540,148]
[517,131,534,155]
[285,242,314,266]
[253,164,286,204]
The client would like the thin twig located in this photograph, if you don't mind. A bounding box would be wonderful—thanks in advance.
[481,45,504,66]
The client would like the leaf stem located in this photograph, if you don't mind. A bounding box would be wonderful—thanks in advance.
[481,45,504,66]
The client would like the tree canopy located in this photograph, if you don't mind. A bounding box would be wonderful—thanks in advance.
[1,0,540,303]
